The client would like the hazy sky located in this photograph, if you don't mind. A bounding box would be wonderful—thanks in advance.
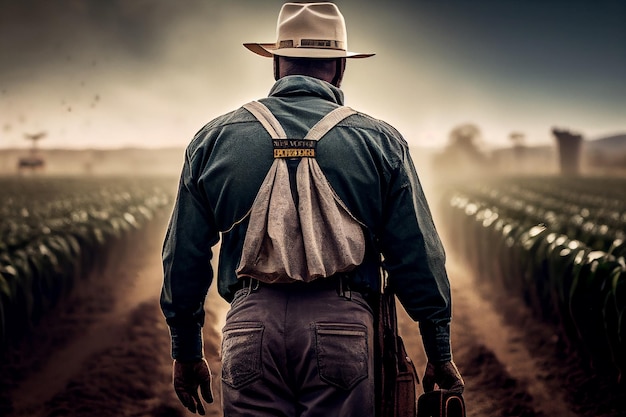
[1,0,625,150]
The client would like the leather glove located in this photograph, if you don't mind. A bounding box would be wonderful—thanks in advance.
[422,360,465,394]
[173,358,214,415]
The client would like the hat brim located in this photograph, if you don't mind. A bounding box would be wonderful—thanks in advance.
[244,43,374,59]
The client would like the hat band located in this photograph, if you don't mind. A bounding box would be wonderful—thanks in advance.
[278,39,346,50]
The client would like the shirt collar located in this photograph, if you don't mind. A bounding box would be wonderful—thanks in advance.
[268,75,345,105]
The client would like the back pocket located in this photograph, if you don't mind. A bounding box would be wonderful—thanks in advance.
[221,322,264,389]
[315,323,368,390]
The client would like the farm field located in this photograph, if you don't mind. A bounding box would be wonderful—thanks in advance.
[437,175,626,416]
[0,175,625,417]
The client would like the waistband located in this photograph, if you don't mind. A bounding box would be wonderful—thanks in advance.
[235,273,369,299]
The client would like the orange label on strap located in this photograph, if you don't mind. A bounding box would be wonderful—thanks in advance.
[272,139,317,158]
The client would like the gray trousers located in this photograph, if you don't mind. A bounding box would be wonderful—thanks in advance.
[220,281,375,417]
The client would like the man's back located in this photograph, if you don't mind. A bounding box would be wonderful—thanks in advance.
[181,75,416,302]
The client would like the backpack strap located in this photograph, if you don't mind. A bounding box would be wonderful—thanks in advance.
[244,101,356,142]
[243,101,287,139]
[305,106,356,141]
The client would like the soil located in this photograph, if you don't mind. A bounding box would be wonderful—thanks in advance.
[1,215,625,417]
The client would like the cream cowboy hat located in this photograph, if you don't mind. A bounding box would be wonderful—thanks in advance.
[244,2,375,59]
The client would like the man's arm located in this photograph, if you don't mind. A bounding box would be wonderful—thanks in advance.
[378,143,452,363]
[160,146,220,361]
[378,142,464,392]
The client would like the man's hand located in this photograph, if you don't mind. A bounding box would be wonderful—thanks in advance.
[422,360,464,394]
[173,358,214,415]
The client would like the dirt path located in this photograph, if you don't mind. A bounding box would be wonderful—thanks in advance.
[0,217,183,417]
[9,234,166,413]
[445,259,576,417]
[0,217,621,417]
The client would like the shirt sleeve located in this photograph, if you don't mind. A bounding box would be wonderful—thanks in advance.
[160,145,220,361]
[379,143,452,364]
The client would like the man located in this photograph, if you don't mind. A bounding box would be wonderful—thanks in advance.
[161,2,464,416]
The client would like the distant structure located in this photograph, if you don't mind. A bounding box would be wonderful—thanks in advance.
[552,128,583,175]
[18,131,46,173]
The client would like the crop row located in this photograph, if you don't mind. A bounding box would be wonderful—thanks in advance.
[440,177,626,384]
[0,176,175,350]
[453,176,626,252]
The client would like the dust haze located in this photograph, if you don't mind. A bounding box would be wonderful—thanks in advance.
[1,0,625,154]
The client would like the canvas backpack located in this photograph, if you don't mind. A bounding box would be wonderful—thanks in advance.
[235,101,366,283]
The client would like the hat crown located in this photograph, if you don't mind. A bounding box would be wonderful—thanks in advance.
[243,2,374,59]
[276,3,347,50]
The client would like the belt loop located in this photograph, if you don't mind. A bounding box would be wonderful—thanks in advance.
[337,274,351,300]
[242,277,260,293]
[337,275,344,297]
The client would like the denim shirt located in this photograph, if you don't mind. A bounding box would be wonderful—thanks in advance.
[161,75,452,363]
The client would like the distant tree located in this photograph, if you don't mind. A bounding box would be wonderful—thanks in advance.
[433,123,490,176]
[509,131,526,168]
[509,131,526,148]
[18,131,47,173]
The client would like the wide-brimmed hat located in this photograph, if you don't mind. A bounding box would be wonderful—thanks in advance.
[244,2,374,59]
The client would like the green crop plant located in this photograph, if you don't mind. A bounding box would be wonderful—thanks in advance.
[0,176,175,350]
[440,176,626,384]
